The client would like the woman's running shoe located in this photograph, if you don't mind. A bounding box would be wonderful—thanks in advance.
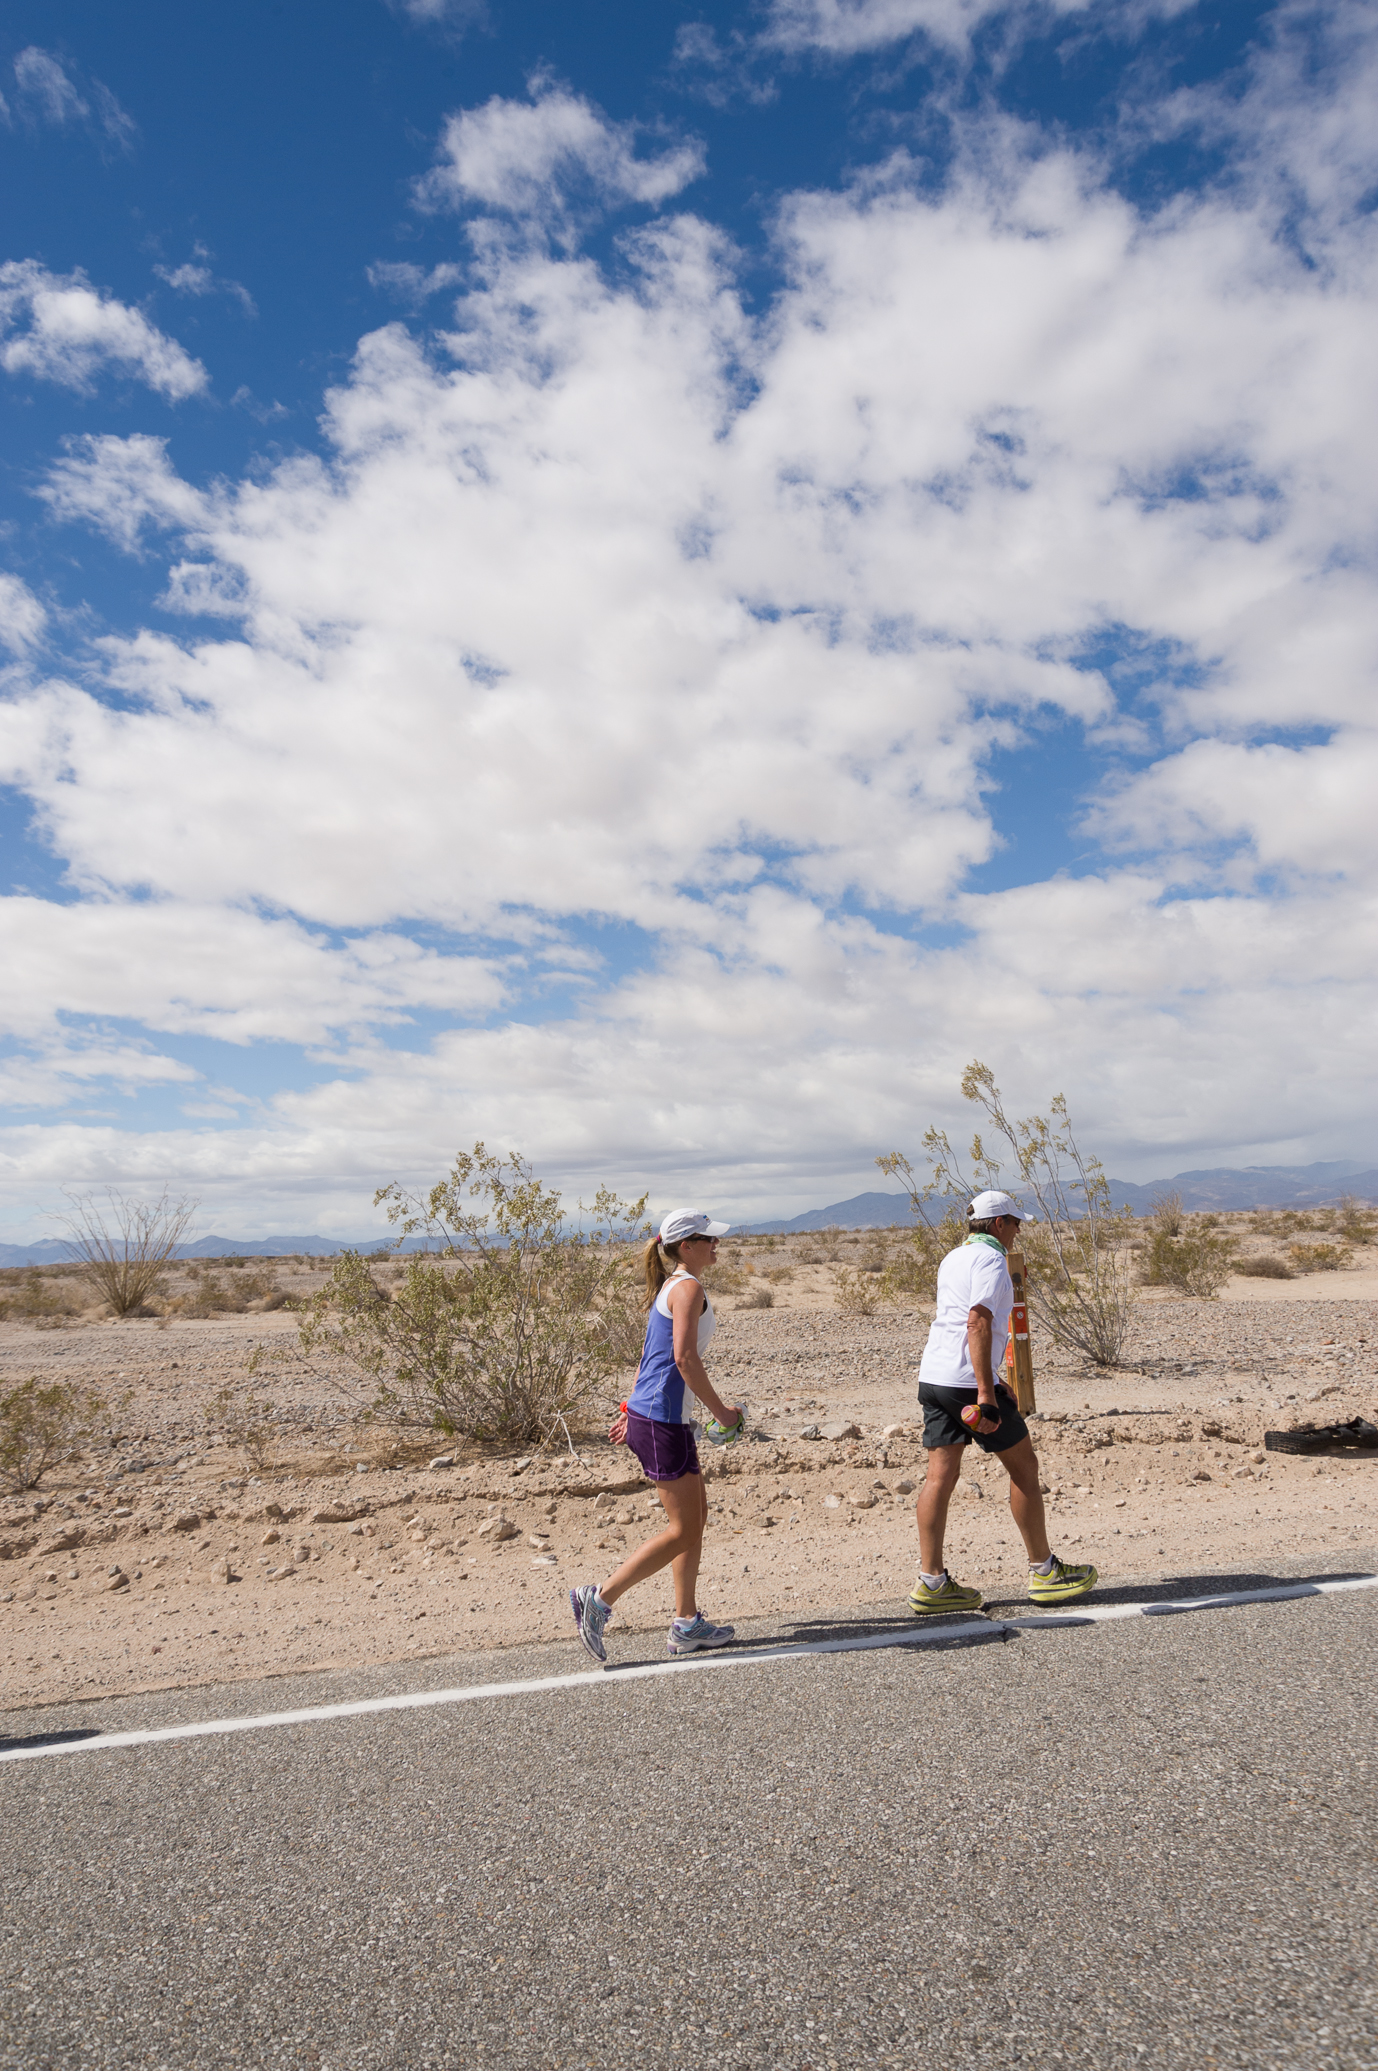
[570,1583,612,1663]
[1027,1557,1098,1604]
[906,1574,984,1616]
[667,1613,735,1654]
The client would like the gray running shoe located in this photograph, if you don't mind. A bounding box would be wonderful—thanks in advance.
[667,1613,735,1655]
[570,1583,611,1663]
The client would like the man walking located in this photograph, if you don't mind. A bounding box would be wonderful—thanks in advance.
[908,1189,1097,1615]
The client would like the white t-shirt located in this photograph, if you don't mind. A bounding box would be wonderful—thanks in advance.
[917,1239,1013,1393]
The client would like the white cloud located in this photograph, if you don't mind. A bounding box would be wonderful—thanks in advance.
[0,574,46,655]
[39,434,209,551]
[2,59,1378,1225]
[155,247,257,316]
[11,46,136,149]
[384,0,487,26]
[366,260,467,306]
[417,82,705,228]
[0,261,207,398]
[759,0,1196,56]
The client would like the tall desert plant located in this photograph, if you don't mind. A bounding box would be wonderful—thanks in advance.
[298,1145,648,1450]
[880,1061,1137,1367]
[58,1190,198,1317]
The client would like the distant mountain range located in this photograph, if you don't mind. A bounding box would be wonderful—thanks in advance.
[1,1160,1374,1266]
[734,1159,1378,1233]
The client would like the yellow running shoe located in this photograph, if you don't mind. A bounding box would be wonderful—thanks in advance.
[1028,1557,1098,1605]
[907,1574,984,1616]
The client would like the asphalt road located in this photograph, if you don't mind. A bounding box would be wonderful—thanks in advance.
[3,1557,1376,2071]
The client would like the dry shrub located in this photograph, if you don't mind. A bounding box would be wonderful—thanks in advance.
[1235,1253,1296,1279]
[58,1190,197,1317]
[1288,1242,1352,1274]
[1150,1190,1186,1237]
[165,1268,288,1317]
[765,1266,794,1283]
[209,1382,281,1474]
[882,1063,1138,1365]
[0,1377,105,1492]
[736,1285,774,1310]
[0,1270,80,1326]
[832,1266,883,1316]
[1337,1195,1377,1245]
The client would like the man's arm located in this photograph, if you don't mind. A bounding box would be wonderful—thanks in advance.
[967,1303,1000,1415]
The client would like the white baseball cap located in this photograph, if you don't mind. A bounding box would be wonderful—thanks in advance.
[968,1190,1032,1222]
[658,1209,731,1245]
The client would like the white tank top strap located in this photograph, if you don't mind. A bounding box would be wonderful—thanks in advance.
[655,1268,715,1353]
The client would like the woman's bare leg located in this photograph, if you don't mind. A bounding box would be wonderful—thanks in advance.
[599,1472,707,1616]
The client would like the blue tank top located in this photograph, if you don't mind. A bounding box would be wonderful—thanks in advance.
[627,1272,715,1424]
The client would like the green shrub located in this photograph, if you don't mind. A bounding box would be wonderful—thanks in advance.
[0,1270,79,1325]
[0,1377,105,1492]
[1288,1242,1352,1274]
[298,1145,647,1450]
[1140,1228,1237,1296]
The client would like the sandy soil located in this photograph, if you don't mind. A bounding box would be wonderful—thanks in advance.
[3,1232,1376,1710]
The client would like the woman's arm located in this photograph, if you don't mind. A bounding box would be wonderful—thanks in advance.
[669,1278,739,1428]
[966,1303,1002,1428]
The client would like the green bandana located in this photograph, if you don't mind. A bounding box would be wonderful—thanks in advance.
[964,1233,1006,1254]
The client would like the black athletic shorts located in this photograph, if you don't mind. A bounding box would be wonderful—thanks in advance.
[919,1382,1029,1454]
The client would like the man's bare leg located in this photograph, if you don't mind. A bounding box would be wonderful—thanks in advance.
[916,1443,964,1575]
[998,1435,1050,1562]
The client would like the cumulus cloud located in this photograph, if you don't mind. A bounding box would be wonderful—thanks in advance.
[11,46,137,149]
[2,54,1377,1222]
[416,81,705,229]
[0,261,207,398]
[38,434,208,552]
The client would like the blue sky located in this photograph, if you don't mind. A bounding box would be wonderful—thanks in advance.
[2,0,1376,1237]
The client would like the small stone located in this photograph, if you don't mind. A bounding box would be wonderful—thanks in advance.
[799,1424,821,1440]
[823,1494,842,1509]
[1191,1469,1212,1482]
[261,1528,281,1545]
[531,1555,558,1566]
[613,1509,636,1526]
[822,1420,861,1441]
[293,1545,310,1563]
[112,1506,133,1519]
[961,1481,985,1500]
[477,1516,520,1542]
[511,1457,533,1474]
[847,1490,877,1510]
[528,1534,550,1549]
[895,1479,916,1495]
[882,1423,906,1439]
[208,1560,233,1584]
[168,1511,201,1533]
[104,1568,130,1591]
[1115,1498,1127,1508]
[312,1503,368,1524]
[264,1502,286,1520]
[429,1456,454,1471]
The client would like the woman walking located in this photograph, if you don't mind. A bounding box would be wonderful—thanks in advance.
[570,1209,742,1663]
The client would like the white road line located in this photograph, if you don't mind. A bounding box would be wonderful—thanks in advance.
[3,1573,1374,1766]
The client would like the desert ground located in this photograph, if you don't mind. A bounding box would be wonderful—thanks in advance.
[3,1212,1376,1711]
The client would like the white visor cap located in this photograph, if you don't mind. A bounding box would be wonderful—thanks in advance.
[968,1190,1033,1222]
[659,1209,731,1246]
